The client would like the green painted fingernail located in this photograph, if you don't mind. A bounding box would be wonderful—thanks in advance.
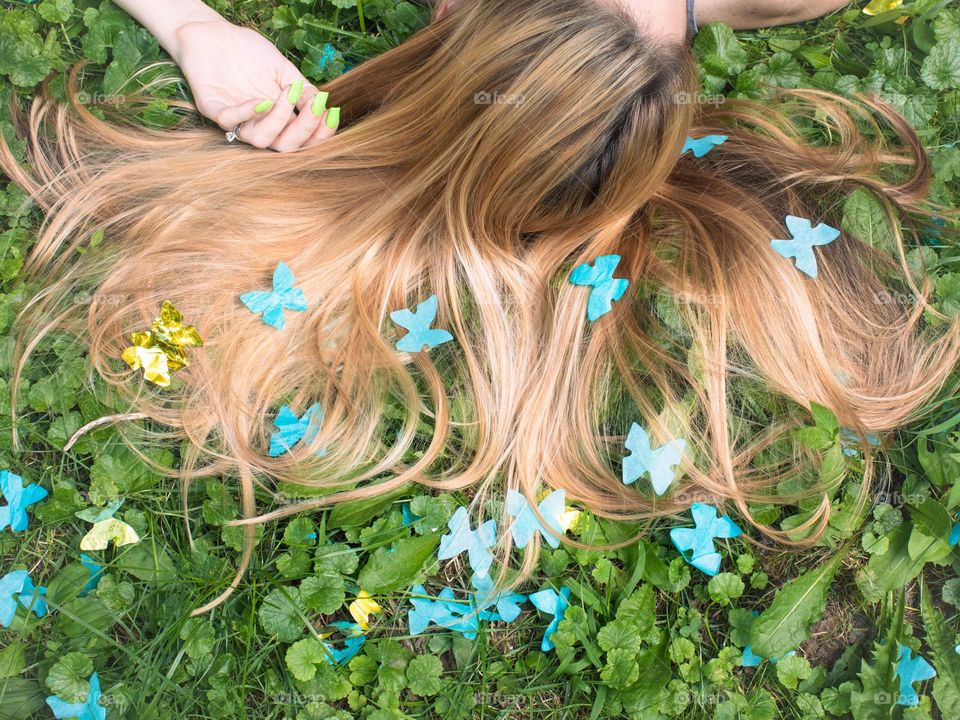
[325,106,340,129]
[288,80,303,104]
[254,99,273,113]
[311,91,329,117]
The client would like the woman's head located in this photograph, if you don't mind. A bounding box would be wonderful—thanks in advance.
[1,0,958,612]
[322,0,696,236]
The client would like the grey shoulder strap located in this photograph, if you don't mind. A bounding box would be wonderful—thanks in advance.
[687,0,698,37]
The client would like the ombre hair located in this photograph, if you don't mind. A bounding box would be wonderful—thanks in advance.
[2,0,958,613]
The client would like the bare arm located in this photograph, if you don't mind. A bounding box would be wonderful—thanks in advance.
[110,0,224,63]
[696,0,850,29]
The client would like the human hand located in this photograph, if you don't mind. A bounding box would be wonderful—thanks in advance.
[171,19,340,151]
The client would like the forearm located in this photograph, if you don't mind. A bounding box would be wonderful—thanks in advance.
[111,0,226,62]
[698,0,850,29]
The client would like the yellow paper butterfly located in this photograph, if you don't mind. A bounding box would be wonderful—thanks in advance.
[863,0,908,24]
[348,590,382,630]
[80,518,141,551]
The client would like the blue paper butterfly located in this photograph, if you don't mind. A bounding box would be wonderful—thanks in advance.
[569,254,630,321]
[669,503,743,576]
[895,644,936,707]
[950,514,960,546]
[621,423,686,496]
[505,488,566,549]
[438,506,497,579]
[321,621,366,665]
[407,584,480,639]
[529,586,571,652]
[79,554,104,597]
[240,261,308,329]
[682,134,728,158]
[0,469,48,533]
[315,43,338,71]
[741,639,795,667]
[0,569,47,628]
[839,428,881,458]
[471,573,526,623]
[269,403,326,457]
[390,295,454,352]
[770,215,840,279]
[46,671,106,720]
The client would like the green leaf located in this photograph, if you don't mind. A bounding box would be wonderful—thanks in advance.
[38,0,75,23]
[842,188,897,254]
[921,39,960,90]
[708,572,745,606]
[857,523,944,602]
[180,617,216,659]
[328,485,409,530]
[934,9,960,42]
[0,642,25,679]
[597,620,643,654]
[286,637,328,682]
[749,554,841,659]
[406,655,443,697]
[694,23,749,78]
[45,652,93,703]
[283,517,317,547]
[909,498,953,539]
[300,569,346,614]
[920,580,960,716]
[0,678,45,720]
[257,587,306,642]
[601,647,640,690]
[777,655,813,690]
[116,542,177,583]
[357,532,439,593]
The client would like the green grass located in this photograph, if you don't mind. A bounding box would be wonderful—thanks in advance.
[2,1,960,719]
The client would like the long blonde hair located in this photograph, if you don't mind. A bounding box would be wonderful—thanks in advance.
[2,0,958,612]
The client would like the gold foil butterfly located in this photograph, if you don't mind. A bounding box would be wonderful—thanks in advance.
[121,301,203,387]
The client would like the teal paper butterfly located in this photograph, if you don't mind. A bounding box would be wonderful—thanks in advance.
[269,403,325,457]
[669,502,743,576]
[0,569,47,627]
[471,573,526,623]
[895,644,936,707]
[569,254,629,321]
[682,134,728,157]
[79,554,104,596]
[529,586,571,652]
[240,261,308,329]
[621,423,686,496]
[46,671,106,720]
[390,295,453,352]
[407,584,480,639]
[505,488,566,549]
[321,621,366,665]
[770,215,840,278]
[437,506,497,578]
[0,469,48,533]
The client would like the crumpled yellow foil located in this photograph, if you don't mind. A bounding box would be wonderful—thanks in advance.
[121,301,203,386]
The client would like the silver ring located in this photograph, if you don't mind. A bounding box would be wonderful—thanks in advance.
[225,122,244,143]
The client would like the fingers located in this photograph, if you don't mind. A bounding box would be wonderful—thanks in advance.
[214,97,276,131]
[219,82,341,152]
[302,102,340,148]
[233,80,305,149]
[270,91,342,152]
